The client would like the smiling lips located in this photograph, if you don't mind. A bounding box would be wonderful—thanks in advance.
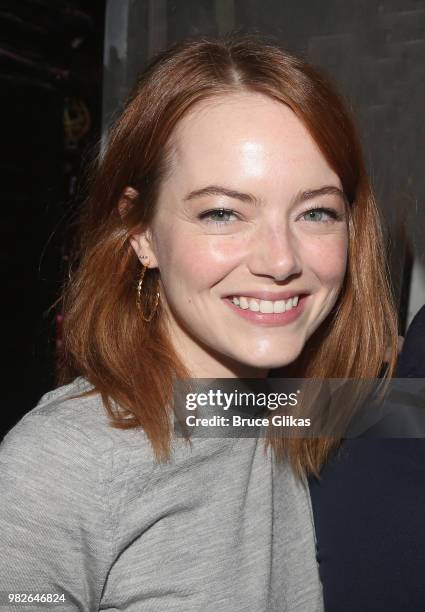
[223,292,308,325]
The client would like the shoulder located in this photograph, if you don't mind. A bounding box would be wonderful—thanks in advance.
[2,379,105,465]
[408,303,425,329]
[21,376,115,440]
[397,304,425,377]
[1,380,107,500]
[0,377,156,487]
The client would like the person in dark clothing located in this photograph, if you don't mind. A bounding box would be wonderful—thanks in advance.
[396,304,425,377]
[309,303,425,611]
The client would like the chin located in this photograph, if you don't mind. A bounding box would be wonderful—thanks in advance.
[233,349,302,372]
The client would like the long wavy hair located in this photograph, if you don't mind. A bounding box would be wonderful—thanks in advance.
[59,33,398,476]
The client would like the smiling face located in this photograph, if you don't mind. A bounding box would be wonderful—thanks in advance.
[130,92,349,378]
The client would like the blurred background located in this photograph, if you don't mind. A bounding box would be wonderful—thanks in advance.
[1,0,424,436]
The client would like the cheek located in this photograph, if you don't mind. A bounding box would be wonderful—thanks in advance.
[157,230,245,289]
[303,233,348,286]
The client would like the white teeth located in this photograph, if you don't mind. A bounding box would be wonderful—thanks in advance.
[259,300,274,313]
[273,300,286,313]
[248,299,260,312]
[230,295,300,313]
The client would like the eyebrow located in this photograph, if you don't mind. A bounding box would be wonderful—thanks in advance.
[183,185,262,206]
[183,184,347,206]
[299,185,348,205]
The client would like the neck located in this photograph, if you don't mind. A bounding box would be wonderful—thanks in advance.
[187,359,269,379]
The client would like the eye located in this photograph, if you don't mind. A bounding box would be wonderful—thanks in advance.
[301,206,341,223]
[198,208,238,225]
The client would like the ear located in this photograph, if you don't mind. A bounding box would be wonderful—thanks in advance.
[129,230,159,269]
[118,186,139,219]
[118,187,159,268]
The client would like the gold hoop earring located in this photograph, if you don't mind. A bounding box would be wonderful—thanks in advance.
[136,263,160,322]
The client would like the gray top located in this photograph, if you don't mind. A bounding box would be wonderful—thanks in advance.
[0,378,323,611]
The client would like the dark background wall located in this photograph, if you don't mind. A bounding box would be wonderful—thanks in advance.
[104,0,425,331]
[0,0,105,436]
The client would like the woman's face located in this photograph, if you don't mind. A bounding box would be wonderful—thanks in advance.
[131,93,348,377]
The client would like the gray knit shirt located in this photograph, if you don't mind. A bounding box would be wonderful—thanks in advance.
[0,378,323,611]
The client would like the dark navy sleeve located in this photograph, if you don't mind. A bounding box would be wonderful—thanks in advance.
[396,304,425,377]
[309,440,425,612]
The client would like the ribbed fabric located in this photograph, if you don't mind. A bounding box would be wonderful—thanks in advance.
[0,378,323,611]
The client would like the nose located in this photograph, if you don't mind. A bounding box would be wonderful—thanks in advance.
[246,224,302,282]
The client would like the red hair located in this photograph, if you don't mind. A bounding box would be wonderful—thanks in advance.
[59,34,398,475]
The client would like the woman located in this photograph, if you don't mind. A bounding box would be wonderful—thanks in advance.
[0,34,397,610]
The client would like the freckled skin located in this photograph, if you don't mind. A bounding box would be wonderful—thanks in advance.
[130,93,348,378]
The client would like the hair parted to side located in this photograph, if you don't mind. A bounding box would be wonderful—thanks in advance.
[59,33,398,476]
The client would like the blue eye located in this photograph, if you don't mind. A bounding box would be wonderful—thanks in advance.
[302,207,340,222]
[199,208,237,224]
